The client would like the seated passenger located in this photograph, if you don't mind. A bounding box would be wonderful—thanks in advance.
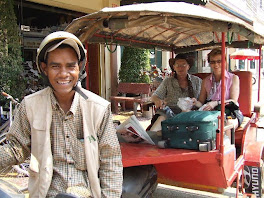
[149,53,202,131]
[195,48,242,139]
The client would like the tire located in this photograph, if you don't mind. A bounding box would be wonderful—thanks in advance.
[122,165,158,198]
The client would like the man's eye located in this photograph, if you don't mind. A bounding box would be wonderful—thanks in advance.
[68,64,78,68]
[51,65,59,68]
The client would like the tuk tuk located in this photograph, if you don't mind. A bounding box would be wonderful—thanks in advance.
[66,2,264,197]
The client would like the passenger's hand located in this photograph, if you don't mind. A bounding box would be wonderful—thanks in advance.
[202,101,218,111]
[191,98,197,104]
[155,99,165,109]
[191,98,202,108]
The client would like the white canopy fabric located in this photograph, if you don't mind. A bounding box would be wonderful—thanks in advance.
[66,2,264,51]
[230,49,260,60]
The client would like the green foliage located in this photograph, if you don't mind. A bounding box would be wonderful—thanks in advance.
[0,0,26,100]
[119,46,151,83]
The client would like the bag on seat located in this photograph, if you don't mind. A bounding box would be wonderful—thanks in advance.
[161,111,220,151]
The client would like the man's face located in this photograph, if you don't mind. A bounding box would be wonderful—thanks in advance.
[41,47,80,97]
[209,54,222,74]
[173,59,190,77]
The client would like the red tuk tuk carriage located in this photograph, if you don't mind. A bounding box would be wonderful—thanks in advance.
[66,2,264,197]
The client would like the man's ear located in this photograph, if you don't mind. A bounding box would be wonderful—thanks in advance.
[40,62,47,76]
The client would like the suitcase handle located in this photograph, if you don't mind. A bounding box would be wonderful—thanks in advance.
[186,126,199,132]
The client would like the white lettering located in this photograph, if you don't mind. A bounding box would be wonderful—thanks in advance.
[252,167,259,174]
[251,167,260,197]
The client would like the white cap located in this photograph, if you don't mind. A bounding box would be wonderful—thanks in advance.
[44,38,81,61]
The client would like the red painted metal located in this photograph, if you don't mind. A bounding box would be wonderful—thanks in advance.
[220,32,226,166]
[216,117,220,150]
[227,155,244,185]
[121,143,218,167]
[121,143,237,190]
[258,45,262,102]
[244,142,264,167]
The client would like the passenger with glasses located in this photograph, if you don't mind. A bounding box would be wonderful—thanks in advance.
[149,53,202,131]
[195,48,242,141]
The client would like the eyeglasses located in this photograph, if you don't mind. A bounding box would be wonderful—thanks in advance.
[174,63,188,67]
[209,60,221,65]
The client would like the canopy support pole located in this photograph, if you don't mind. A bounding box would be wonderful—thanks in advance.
[258,45,262,102]
[220,32,226,166]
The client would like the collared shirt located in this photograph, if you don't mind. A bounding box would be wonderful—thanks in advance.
[0,90,121,198]
[153,74,202,108]
[48,92,91,197]
[204,71,234,101]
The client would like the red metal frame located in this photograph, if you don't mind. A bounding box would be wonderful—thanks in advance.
[120,32,263,198]
[219,32,226,167]
[258,45,262,102]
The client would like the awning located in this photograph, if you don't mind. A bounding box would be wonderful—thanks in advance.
[230,49,260,60]
[66,2,264,52]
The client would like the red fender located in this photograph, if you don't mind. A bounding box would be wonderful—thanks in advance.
[244,142,264,167]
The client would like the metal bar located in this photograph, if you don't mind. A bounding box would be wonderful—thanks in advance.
[220,32,226,166]
[258,45,262,102]
[216,116,220,150]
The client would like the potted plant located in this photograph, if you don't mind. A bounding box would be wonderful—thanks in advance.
[118,46,151,109]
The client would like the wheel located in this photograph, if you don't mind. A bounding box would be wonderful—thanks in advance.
[122,165,158,198]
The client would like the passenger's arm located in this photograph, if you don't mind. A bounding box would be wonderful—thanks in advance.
[151,78,167,109]
[151,94,164,109]
[197,79,219,111]
[229,74,240,104]
[196,79,207,107]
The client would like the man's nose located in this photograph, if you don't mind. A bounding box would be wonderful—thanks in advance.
[59,67,70,76]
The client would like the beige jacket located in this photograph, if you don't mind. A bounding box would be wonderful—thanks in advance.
[24,87,117,198]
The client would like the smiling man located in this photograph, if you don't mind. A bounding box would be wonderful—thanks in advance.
[0,31,123,198]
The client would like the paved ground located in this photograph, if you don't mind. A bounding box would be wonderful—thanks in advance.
[153,184,241,198]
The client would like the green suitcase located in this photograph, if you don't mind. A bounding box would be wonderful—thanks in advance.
[161,111,220,151]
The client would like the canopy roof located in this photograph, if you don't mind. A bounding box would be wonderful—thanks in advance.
[66,2,264,52]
